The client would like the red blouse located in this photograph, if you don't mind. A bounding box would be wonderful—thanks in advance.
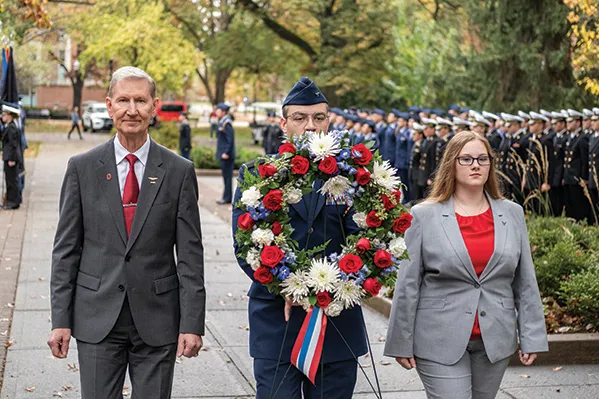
[456,207,494,340]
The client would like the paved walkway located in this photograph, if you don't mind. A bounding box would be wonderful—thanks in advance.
[0,132,597,398]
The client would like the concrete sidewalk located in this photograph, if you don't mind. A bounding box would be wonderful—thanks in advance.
[0,133,597,398]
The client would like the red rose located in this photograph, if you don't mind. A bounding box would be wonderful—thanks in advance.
[356,168,371,186]
[363,278,382,297]
[290,156,310,175]
[278,143,296,155]
[259,164,277,178]
[237,213,255,231]
[366,210,382,228]
[339,254,363,274]
[272,221,282,235]
[381,194,396,211]
[393,213,414,234]
[356,238,371,253]
[263,189,284,211]
[351,144,373,166]
[316,291,332,309]
[374,250,392,269]
[318,156,339,175]
[393,189,402,203]
[254,266,273,284]
[260,245,285,267]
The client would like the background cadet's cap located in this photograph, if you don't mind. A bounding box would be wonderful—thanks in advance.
[518,111,531,120]
[373,108,386,116]
[412,122,425,132]
[583,108,593,119]
[421,108,432,115]
[1,101,20,116]
[349,106,358,113]
[346,113,359,123]
[399,112,411,120]
[390,108,402,117]
[216,102,230,112]
[452,117,473,127]
[592,108,599,120]
[330,107,342,115]
[468,109,482,118]
[408,106,421,114]
[338,111,349,120]
[529,111,549,122]
[540,109,553,118]
[482,111,499,121]
[552,111,567,120]
[283,77,328,107]
[473,114,492,127]
[361,108,372,115]
[460,107,471,113]
[448,104,461,112]
[421,117,437,126]
[435,117,453,128]
[364,119,376,129]
[566,109,583,122]
[411,115,421,122]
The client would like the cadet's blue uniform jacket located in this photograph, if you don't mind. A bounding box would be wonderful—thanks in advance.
[382,123,397,165]
[394,127,412,170]
[216,115,236,160]
[232,166,368,364]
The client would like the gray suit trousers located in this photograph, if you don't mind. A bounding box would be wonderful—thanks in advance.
[415,339,510,399]
[76,297,177,399]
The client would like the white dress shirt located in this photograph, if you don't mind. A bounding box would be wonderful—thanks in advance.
[114,134,150,198]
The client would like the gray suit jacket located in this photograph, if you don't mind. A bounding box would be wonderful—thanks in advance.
[384,195,548,364]
[51,138,205,346]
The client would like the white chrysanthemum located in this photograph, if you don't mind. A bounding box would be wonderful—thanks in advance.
[320,175,351,199]
[309,132,341,161]
[251,228,274,246]
[388,236,407,258]
[324,300,345,317]
[352,212,368,229]
[281,272,310,303]
[307,258,340,292]
[334,280,365,308]
[241,186,262,208]
[284,187,303,204]
[245,249,261,270]
[299,297,313,312]
[372,160,401,191]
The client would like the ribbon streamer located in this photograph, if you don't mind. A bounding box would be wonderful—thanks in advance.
[290,306,328,384]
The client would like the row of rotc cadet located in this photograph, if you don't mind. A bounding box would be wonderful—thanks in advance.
[327,106,599,225]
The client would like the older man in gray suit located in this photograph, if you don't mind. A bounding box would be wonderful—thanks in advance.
[48,66,206,399]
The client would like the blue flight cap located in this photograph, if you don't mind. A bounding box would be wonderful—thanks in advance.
[421,108,432,115]
[461,107,471,113]
[346,113,359,123]
[282,76,328,107]
[391,108,402,117]
[432,109,446,117]
[330,107,342,115]
[408,106,421,113]
[362,108,372,115]
[448,104,461,112]
[373,108,386,116]
[364,119,376,129]
[216,103,230,112]
[399,112,411,121]
[411,115,421,122]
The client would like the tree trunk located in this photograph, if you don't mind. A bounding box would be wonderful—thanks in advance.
[214,68,231,104]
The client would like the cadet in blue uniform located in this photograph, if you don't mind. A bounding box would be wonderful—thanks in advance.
[549,111,568,216]
[409,123,425,202]
[563,110,589,221]
[589,109,599,224]
[372,108,387,149]
[232,77,367,399]
[381,109,398,165]
[394,111,412,203]
[216,103,235,204]
[523,112,555,215]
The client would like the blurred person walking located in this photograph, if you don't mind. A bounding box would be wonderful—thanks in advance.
[68,106,83,140]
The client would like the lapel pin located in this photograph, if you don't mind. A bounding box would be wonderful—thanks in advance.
[502,221,507,225]
[106,173,112,180]
[149,176,158,184]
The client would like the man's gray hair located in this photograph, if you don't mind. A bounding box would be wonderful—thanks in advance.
[108,66,156,98]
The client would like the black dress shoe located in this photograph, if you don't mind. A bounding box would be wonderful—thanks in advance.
[216,200,231,205]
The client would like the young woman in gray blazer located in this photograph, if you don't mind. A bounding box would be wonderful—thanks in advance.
[384,131,548,399]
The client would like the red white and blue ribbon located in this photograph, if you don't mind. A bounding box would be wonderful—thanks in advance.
[291,306,328,384]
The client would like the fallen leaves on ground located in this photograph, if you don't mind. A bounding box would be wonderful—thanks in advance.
[520,374,530,379]
[553,366,563,371]
[24,386,35,392]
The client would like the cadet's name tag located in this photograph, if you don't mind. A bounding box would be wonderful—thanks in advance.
[326,196,348,206]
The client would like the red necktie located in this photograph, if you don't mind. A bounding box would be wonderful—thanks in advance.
[123,154,139,237]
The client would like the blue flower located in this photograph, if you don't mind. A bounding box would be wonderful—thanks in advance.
[278,266,290,280]
[340,272,349,281]
[352,149,363,159]
[349,167,357,175]
[270,267,279,276]
[284,253,297,265]
[340,149,351,160]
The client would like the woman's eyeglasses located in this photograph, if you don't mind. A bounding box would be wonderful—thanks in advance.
[456,155,493,166]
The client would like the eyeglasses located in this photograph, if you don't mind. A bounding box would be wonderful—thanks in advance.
[287,112,329,127]
[456,155,493,166]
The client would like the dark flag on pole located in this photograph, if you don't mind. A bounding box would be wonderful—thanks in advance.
[1,47,19,103]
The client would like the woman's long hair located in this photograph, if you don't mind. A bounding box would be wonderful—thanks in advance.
[427,131,503,203]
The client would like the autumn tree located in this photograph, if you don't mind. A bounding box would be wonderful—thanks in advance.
[566,0,599,96]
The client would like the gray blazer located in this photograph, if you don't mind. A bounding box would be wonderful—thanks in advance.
[384,195,548,364]
[51,138,206,346]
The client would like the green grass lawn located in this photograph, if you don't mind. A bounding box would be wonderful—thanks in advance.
[24,141,41,158]
[25,120,72,133]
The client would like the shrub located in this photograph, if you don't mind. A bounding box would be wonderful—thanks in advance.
[149,122,179,149]
[533,240,592,296]
[190,145,263,170]
[560,265,599,328]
